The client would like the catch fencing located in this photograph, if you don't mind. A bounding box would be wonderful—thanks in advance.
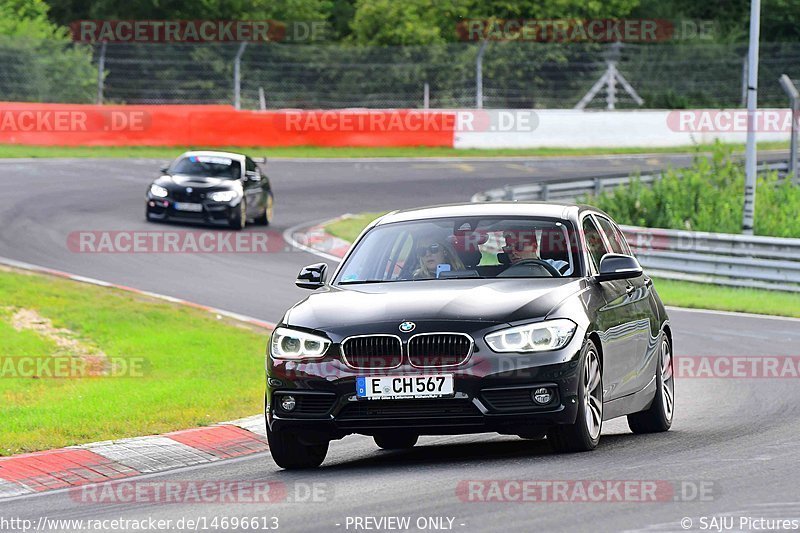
[2,39,799,109]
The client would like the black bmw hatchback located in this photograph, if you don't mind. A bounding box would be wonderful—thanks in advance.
[266,203,674,468]
[146,150,273,229]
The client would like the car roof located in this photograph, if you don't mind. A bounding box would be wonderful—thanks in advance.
[178,150,246,162]
[375,202,602,226]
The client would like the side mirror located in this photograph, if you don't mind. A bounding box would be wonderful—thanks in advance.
[296,263,328,290]
[160,165,169,174]
[245,170,260,181]
[596,254,643,282]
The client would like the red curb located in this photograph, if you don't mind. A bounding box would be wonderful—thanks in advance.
[0,449,139,492]
[166,425,268,460]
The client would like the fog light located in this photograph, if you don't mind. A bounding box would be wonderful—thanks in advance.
[280,395,296,412]
[268,378,283,387]
[532,387,553,405]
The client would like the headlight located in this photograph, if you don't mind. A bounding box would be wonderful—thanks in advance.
[209,190,239,203]
[149,184,168,198]
[270,327,330,359]
[485,319,577,353]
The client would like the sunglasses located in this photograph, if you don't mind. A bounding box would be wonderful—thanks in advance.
[417,243,441,256]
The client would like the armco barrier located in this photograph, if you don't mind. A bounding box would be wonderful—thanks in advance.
[0,103,456,147]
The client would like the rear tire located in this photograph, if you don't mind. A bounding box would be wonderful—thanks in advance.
[266,425,328,469]
[229,199,246,230]
[374,433,418,450]
[548,339,603,453]
[254,194,273,226]
[628,335,674,434]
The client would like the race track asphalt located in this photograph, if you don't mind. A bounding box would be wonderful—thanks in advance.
[0,152,798,533]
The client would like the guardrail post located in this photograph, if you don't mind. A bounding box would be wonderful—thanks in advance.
[593,176,602,196]
[779,74,799,181]
[541,183,550,201]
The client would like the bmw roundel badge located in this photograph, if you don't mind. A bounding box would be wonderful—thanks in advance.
[399,321,416,333]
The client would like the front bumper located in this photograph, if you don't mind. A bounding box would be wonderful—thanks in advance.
[146,197,238,226]
[266,338,584,441]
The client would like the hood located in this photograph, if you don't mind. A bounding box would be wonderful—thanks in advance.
[154,174,240,191]
[286,278,585,333]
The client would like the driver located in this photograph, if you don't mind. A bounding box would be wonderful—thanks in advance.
[502,230,569,274]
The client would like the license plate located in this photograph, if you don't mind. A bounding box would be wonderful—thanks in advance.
[356,375,454,400]
[174,202,203,212]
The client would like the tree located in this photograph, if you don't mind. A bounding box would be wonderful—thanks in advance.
[0,0,96,102]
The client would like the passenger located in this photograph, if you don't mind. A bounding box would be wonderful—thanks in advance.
[502,231,569,274]
[412,239,465,279]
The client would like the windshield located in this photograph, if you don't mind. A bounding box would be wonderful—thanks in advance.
[335,216,581,284]
[170,155,241,179]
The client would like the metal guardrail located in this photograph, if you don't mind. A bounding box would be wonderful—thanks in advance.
[471,161,800,292]
[471,162,789,203]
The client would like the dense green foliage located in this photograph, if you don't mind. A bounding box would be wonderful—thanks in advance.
[37,0,800,44]
[0,0,96,102]
[583,145,800,238]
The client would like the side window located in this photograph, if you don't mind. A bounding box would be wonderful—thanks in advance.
[582,217,610,272]
[596,216,627,255]
[245,158,256,172]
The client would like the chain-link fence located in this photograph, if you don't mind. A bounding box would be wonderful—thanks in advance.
[2,39,799,109]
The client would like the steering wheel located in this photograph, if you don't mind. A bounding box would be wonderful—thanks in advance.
[500,259,560,278]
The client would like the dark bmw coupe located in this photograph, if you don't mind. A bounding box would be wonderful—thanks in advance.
[266,203,674,468]
[146,150,273,229]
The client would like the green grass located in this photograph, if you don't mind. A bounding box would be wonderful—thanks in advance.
[324,212,800,319]
[650,277,800,318]
[326,213,387,242]
[0,267,267,455]
[0,141,789,159]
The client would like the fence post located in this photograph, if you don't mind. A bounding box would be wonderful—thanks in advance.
[606,61,617,110]
[258,87,267,111]
[96,41,107,105]
[476,39,488,109]
[423,82,430,109]
[233,42,248,110]
[779,74,799,181]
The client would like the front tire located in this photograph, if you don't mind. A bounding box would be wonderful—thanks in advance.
[628,335,674,434]
[374,433,418,450]
[548,339,603,453]
[266,424,328,469]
